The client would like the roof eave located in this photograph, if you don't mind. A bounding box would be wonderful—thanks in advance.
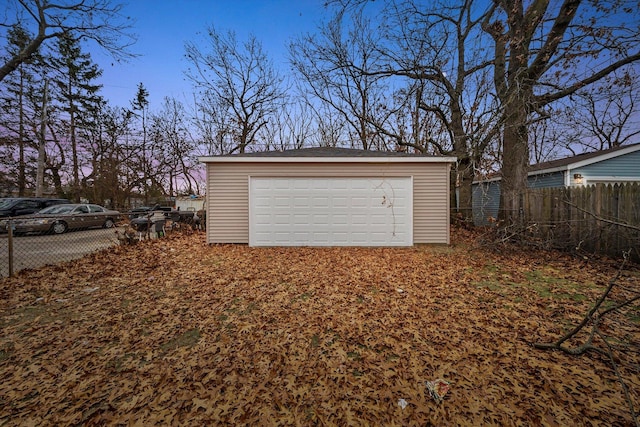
[567,143,640,170]
[529,143,640,174]
[527,165,568,176]
[198,156,457,163]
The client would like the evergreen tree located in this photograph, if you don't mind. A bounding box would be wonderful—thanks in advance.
[50,34,103,202]
[130,82,151,203]
[0,24,44,195]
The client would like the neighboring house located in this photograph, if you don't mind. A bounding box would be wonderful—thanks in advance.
[199,147,456,247]
[473,143,640,225]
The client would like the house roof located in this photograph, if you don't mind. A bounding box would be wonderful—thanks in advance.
[475,142,640,183]
[528,142,640,175]
[199,147,457,163]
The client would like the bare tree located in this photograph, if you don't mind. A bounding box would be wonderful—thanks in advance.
[309,102,348,148]
[79,102,127,207]
[261,98,314,152]
[320,0,501,218]
[149,97,199,196]
[185,27,286,154]
[0,0,136,82]
[527,112,572,164]
[290,9,393,150]
[568,70,640,152]
[191,90,236,156]
[526,70,639,164]
[482,0,640,222]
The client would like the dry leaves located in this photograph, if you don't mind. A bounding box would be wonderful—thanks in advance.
[0,228,638,426]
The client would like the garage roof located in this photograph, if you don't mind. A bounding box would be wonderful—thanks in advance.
[199,147,457,163]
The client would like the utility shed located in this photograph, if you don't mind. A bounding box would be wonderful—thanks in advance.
[199,147,456,247]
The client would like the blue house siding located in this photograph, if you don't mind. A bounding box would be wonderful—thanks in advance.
[472,181,501,226]
[472,173,564,225]
[527,172,565,189]
[575,150,640,179]
[471,143,640,226]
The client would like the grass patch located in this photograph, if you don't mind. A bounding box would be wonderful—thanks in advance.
[473,267,591,302]
[525,269,570,286]
[200,257,224,266]
[310,334,320,348]
[243,302,258,315]
[474,281,503,292]
[3,304,79,330]
[107,353,137,372]
[418,244,457,255]
[386,353,400,361]
[0,343,14,362]
[292,292,314,303]
[160,328,201,352]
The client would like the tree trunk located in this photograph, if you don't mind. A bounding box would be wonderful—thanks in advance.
[18,70,25,196]
[47,165,64,196]
[456,159,474,221]
[70,107,80,202]
[499,101,529,223]
[35,80,47,197]
[450,89,474,221]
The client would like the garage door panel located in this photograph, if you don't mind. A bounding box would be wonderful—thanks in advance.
[332,214,348,225]
[292,196,309,207]
[332,197,348,208]
[351,197,368,208]
[249,177,413,246]
[312,196,330,205]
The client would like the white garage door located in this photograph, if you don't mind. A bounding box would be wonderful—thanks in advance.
[249,177,413,246]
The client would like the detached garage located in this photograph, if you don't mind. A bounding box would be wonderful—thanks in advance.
[199,147,456,247]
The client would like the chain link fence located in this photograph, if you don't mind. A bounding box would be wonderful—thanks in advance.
[0,220,122,278]
[1,210,204,278]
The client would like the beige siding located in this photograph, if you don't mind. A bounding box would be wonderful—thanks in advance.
[205,162,451,244]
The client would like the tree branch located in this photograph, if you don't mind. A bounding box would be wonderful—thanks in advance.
[533,255,626,350]
[534,51,640,108]
[564,197,640,232]
[596,330,640,427]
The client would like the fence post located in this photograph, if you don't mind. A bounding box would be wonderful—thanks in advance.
[8,219,14,277]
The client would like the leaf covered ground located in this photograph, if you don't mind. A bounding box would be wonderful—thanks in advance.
[1,228,639,426]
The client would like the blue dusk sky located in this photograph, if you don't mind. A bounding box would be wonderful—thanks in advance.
[96,0,329,109]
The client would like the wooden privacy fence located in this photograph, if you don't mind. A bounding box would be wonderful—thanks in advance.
[522,183,640,260]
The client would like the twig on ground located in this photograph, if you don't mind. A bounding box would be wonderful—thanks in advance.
[534,251,639,426]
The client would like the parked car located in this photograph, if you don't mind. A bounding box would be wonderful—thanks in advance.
[0,197,69,218]
[2,203,120,234]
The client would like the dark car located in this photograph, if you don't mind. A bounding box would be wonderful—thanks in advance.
[2,203,120,234]
[0,197,69,218]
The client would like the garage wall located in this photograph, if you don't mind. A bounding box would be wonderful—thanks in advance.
[205,162,451,245]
